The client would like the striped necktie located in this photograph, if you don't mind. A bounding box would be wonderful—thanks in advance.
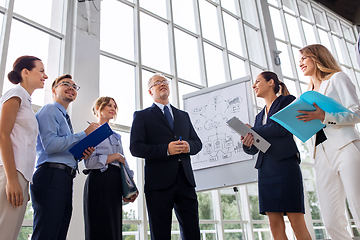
[65,114,74,134]
[164,105,174,130]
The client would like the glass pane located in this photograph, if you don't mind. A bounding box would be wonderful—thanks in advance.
[247,183,267,220]
[251,65,265,108]
[285,14,302,47]
[267,0,279,7]
[140,0,168,19]
[197,191,215,220]
[13,0,64,32]
[341,66,360,98]
[141,70,173,108]
[240,0,259,28]
[18,226,33,240]
[298,0,311,21]
[301,166,322,220]
[115,131,139,219]
[203,43,226,87]
[140,13,170,73]
[228,55,247,80]
[302,21,317,45]
[178,82,200,110]
[172,0,197,33]
[221,188,241,220]
[282,0,296,14]
[283,78,297,97]
[269,6,285,41]
[199,0,221,46]
[296,139,312,163]
[174,29,202,85]
[300,82,309,94]
[99,56,135,127]
[245,26,266,68]
[341,24,356,42]
[0,13,3,40]
[347,42,360,71]
[221,0,239,16]
[332,35,351,66]
[317,28,332,53]
[292,47,309,83]
[3,20,61,106]
[327,16,339,34]
[100,0,134,61]
[276,41,294,78]
[313,8,326,28]
[223,12,244,56]
[0,0,4,7]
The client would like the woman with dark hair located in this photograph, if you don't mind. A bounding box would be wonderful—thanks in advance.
[298,44,360,239]
[83,96,138,240]
[242,71,311,239]
[0,55,48,239]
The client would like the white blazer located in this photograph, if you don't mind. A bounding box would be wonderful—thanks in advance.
[310,71,360,158]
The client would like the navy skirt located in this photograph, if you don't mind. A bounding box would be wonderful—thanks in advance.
[258,154,305,215]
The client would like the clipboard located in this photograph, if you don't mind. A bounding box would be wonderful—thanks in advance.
[226,116,271,153]
[69,122,113,160]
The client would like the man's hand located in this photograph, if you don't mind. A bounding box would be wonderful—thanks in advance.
[84,122,100,135]
[82,147,95,160]
[168,140,189,155]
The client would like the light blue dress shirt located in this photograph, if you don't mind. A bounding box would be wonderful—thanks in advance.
[83,132,134,178]
[35,102,86,169]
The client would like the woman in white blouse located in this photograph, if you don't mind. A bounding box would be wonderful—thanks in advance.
[0,55,48,240]
[298,44,360,239]
[83,96,138,240]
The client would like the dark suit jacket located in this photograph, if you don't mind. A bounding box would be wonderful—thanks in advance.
[130,103,202,192]
[243,95,300,168]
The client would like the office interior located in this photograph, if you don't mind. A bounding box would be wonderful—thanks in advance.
[0,0,359,239]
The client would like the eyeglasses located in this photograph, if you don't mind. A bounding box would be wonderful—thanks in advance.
[53,81,80,91]
[149,80,170,89]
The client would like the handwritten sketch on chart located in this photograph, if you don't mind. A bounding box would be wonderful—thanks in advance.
[185,81,253,170]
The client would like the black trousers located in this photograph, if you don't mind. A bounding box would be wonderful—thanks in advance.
[30,166,73,240]
[145,162,200,240]
[84,165,123,240]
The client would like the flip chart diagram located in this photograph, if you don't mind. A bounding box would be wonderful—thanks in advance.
[184,76,258,191]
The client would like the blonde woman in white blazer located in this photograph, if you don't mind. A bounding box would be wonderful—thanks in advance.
[297,44,360,240]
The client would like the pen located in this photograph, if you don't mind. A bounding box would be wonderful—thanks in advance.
[87,121,90,124]
[179,136,182,141]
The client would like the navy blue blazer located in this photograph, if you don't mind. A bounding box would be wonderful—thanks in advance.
[130,103,202,192]
[243,95,300,169]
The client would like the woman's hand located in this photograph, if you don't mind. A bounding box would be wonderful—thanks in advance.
[6,179,23,207]
[297,103,325,122]
[123,190,139,203]
[241,133,254,147]
[82,147,95,160]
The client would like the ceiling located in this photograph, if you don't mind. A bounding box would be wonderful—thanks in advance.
[314,0,360,25]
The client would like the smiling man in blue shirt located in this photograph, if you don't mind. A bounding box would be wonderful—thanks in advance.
[30,74,99,240]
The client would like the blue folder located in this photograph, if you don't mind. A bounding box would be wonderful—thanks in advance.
[270,91,354,142]
[69,122,113,160]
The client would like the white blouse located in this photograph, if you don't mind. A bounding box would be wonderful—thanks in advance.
[0,85,38,182]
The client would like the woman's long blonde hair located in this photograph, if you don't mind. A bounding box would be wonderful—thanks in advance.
[299,44,342,90]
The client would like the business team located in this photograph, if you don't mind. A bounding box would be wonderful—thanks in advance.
[2,44,360,240]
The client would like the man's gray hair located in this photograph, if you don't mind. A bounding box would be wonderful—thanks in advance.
[148,72,166,89]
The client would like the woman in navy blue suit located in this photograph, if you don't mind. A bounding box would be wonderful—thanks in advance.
[242,71,311,240]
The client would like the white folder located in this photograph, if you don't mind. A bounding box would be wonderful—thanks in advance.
[226,116,271,153]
